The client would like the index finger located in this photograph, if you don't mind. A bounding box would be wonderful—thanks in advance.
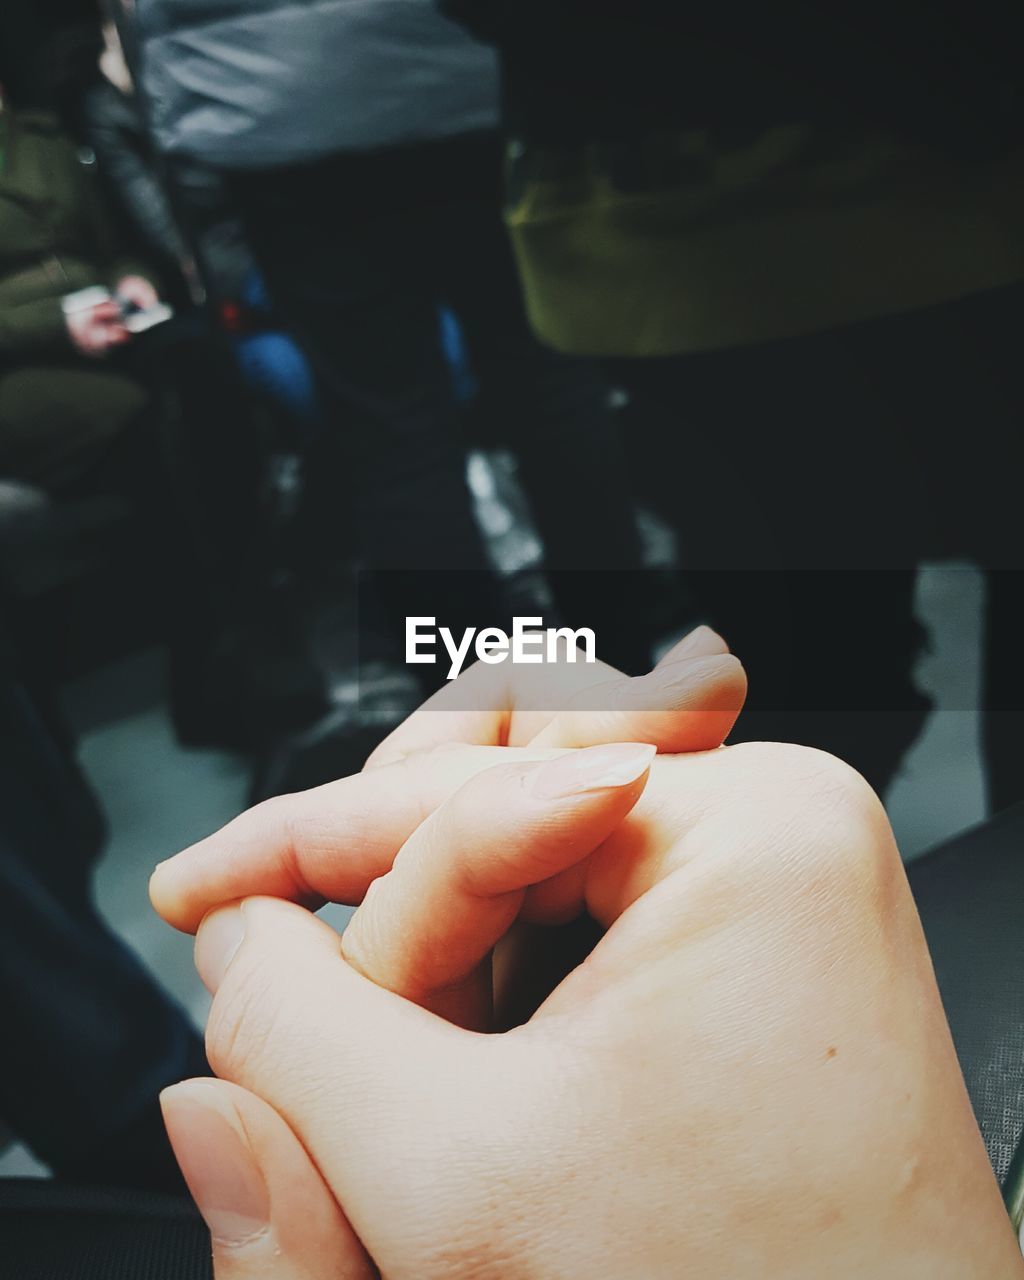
[150,744,552,934]
[151,638,745,934]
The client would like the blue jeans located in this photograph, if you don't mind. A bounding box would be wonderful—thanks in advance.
[0,676,206,1188]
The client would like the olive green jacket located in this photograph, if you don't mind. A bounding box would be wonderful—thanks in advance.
[506,127,1024,356]
[0,110,147,360]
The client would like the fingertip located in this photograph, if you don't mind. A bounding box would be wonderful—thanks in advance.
[159,1076,206,1115]
[162,1079,376,1278]
[528,742,656,801]
[438,746,655,904]
[149,859,192,933]
[148,861,167,910]
[704,652,748,712]
[194,896,320,1000]
[658,624,730,662]
[195,903,247,994]
[650,651,745,700]
[159,1078,272,1249]
[215,894,347,964]
[159,1077,239,1131]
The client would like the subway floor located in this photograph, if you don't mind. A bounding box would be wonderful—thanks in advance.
[0,563,987,1177]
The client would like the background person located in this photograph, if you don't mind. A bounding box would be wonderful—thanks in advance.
[0,89,157,495]
[132,0,655,697]
[1,60,333,752]
[0,607,206,1192]
[439,1,1024,806]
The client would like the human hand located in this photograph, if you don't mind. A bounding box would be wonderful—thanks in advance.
[364,624,742,766]
[153,629,742,1275]
[153,626,744,1031]
[115,273,160,312]
[150,625,746,936]
[65,298,130,357]
[161,1078,376,1280]
[164,742,1021,1279]
[160,737,660,1280]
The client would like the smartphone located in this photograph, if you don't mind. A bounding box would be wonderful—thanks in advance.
[117,297,175,334]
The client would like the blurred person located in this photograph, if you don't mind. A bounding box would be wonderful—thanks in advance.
[438,2,1024,806]
[1,76,332,748]
[0,88,218,1176]
[0,85,158,495]
[0,83,210,712]
[82,8,324,434]
[84,10,246,306]
[0,607,207,1191]
[132,0,655,705]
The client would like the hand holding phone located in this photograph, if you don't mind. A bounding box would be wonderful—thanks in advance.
[61,288,130,357]
[114,274,160,313]
[114,275,174,334]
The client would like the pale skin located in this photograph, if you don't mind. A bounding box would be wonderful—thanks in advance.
[153,630,1023,1279]
[65,276,159,357]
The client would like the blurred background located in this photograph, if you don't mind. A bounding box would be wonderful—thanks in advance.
[1,0,1020,1189]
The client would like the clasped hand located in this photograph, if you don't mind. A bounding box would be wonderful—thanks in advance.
[151,630,1021,1279]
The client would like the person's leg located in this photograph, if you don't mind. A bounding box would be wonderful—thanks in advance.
[125,314,268,623]
[0,365,147,496]
[620,320,931,797]
[229,153,490,573]
[228,151,507,667]
[981,569,1023,813]
[0,675,207,1190]
[924,285,1024,814]
[425,135,653,673]
[122,316,334,744]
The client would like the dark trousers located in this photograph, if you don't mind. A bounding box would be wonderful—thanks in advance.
[0,673,206,1187]
[230,132,649,673]
[623,284,1023,804]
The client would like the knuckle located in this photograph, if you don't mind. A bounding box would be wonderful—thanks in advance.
[255,792,297,826]
[730,741,898,887]
[741,739,882,819]
[452,759,522,810]
[409,741,479,791]
[239,792,294,844]
[783,744,888,842]
[422,737,478,762]
[342,875,389,974]
[427,740,477,761]
[204,965,281,1084]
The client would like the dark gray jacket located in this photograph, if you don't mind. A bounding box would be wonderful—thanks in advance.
[135,0,501,168]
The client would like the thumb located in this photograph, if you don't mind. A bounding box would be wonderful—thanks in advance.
[161,1078,375,1279]
[195,898,493,1273]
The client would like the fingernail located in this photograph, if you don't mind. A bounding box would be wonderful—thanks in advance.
[148,860,173,905]
[672,625,728,659]
[195,904,246,994]
[531,743,656,799]
[653,652,739,691]
[161,1082,271,1247]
